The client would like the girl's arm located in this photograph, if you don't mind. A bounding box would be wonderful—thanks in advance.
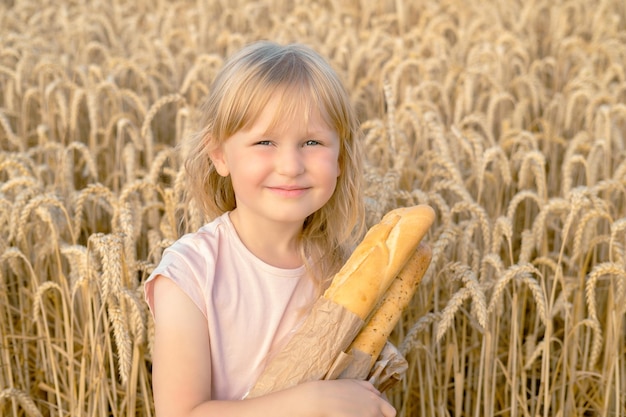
[150,276,396,417]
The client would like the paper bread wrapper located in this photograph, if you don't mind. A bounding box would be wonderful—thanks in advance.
[245,298,406,398]
[245,297,363,398]
[325,341,408,392]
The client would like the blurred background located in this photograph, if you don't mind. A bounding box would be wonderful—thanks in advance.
[1,0,625,415]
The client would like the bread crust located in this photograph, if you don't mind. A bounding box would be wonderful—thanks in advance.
[346,242,432,367]
[323,204,435,320]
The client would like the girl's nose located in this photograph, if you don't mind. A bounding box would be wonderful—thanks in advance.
[276,147,305,176]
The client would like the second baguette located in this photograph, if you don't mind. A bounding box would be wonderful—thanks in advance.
[344,242,432,369]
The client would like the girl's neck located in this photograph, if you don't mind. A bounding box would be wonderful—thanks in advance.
[228,210,304,269]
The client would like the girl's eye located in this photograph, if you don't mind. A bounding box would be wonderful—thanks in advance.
[304,139,321,146]
[256,140,272,146]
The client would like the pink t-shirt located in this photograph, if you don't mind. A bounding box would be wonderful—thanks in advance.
[144,212,315,400]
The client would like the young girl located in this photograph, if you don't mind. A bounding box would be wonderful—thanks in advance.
[144,41,397,417]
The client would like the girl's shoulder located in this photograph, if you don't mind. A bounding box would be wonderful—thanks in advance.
[144,213,234,318]
[147,213,234,287]
[170,212,232,255]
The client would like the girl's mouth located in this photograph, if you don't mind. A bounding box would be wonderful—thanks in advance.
[268,186,309,197]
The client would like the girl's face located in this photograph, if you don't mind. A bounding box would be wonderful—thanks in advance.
[209,95,341,228]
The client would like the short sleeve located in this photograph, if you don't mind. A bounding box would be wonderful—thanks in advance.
[144,247,209,319]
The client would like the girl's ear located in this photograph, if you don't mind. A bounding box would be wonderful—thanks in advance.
[209,145,230,177]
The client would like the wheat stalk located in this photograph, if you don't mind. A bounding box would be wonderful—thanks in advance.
[108,298,133,386]
[88,232,123,301]
[585,262,626,367]
[60,244,91,292]
[487,263,548,327]
[571,208,613,264]
[0,176,40,196]
[179,53,222,96]
[120,287,147,345]
[0,108,21,150]
[609,217,626,261]
[590,179,626,214]
[431,178,474,204]
[436,287,472,343]
[399,312,441,356]
[448,262,488,329]
[518,150,548,200]
[140,93,185,167]
[0,154,34,178]
[434,261,489,343]
[476,146,512,205]
[491,216,514,262]
[16,194,74,249]
[451,201,492,252]
[73,183,117,238]
[0,389,43,417]
[428,225,458,274]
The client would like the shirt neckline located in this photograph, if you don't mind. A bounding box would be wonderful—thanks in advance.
[220,212,306,278]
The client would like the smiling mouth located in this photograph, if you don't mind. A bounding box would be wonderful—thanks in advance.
[268,186,310,197]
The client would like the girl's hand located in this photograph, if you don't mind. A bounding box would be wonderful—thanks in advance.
[301,379,397,417]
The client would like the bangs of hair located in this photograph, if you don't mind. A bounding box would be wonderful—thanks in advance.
[212,42,347,143]
[264,84,324,135]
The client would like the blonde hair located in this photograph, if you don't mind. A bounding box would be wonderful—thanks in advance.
[184,40,365,289]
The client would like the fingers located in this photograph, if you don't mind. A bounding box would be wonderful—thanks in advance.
[354,380,396,417]
[380,400,397,417]
[315,379,396,417]
[354,379,381,395]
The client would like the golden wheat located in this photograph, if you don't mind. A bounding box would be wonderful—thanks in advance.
[1,0,625,416]
[0,389,42,417]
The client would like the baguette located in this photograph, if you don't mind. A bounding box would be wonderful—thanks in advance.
[323,204,435,320]
[345,242,432,369]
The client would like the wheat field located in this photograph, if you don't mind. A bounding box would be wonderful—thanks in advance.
[1,0,625,416]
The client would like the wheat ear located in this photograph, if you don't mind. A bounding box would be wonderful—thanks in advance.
[0,389,43,417]
[585,262,626,367]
